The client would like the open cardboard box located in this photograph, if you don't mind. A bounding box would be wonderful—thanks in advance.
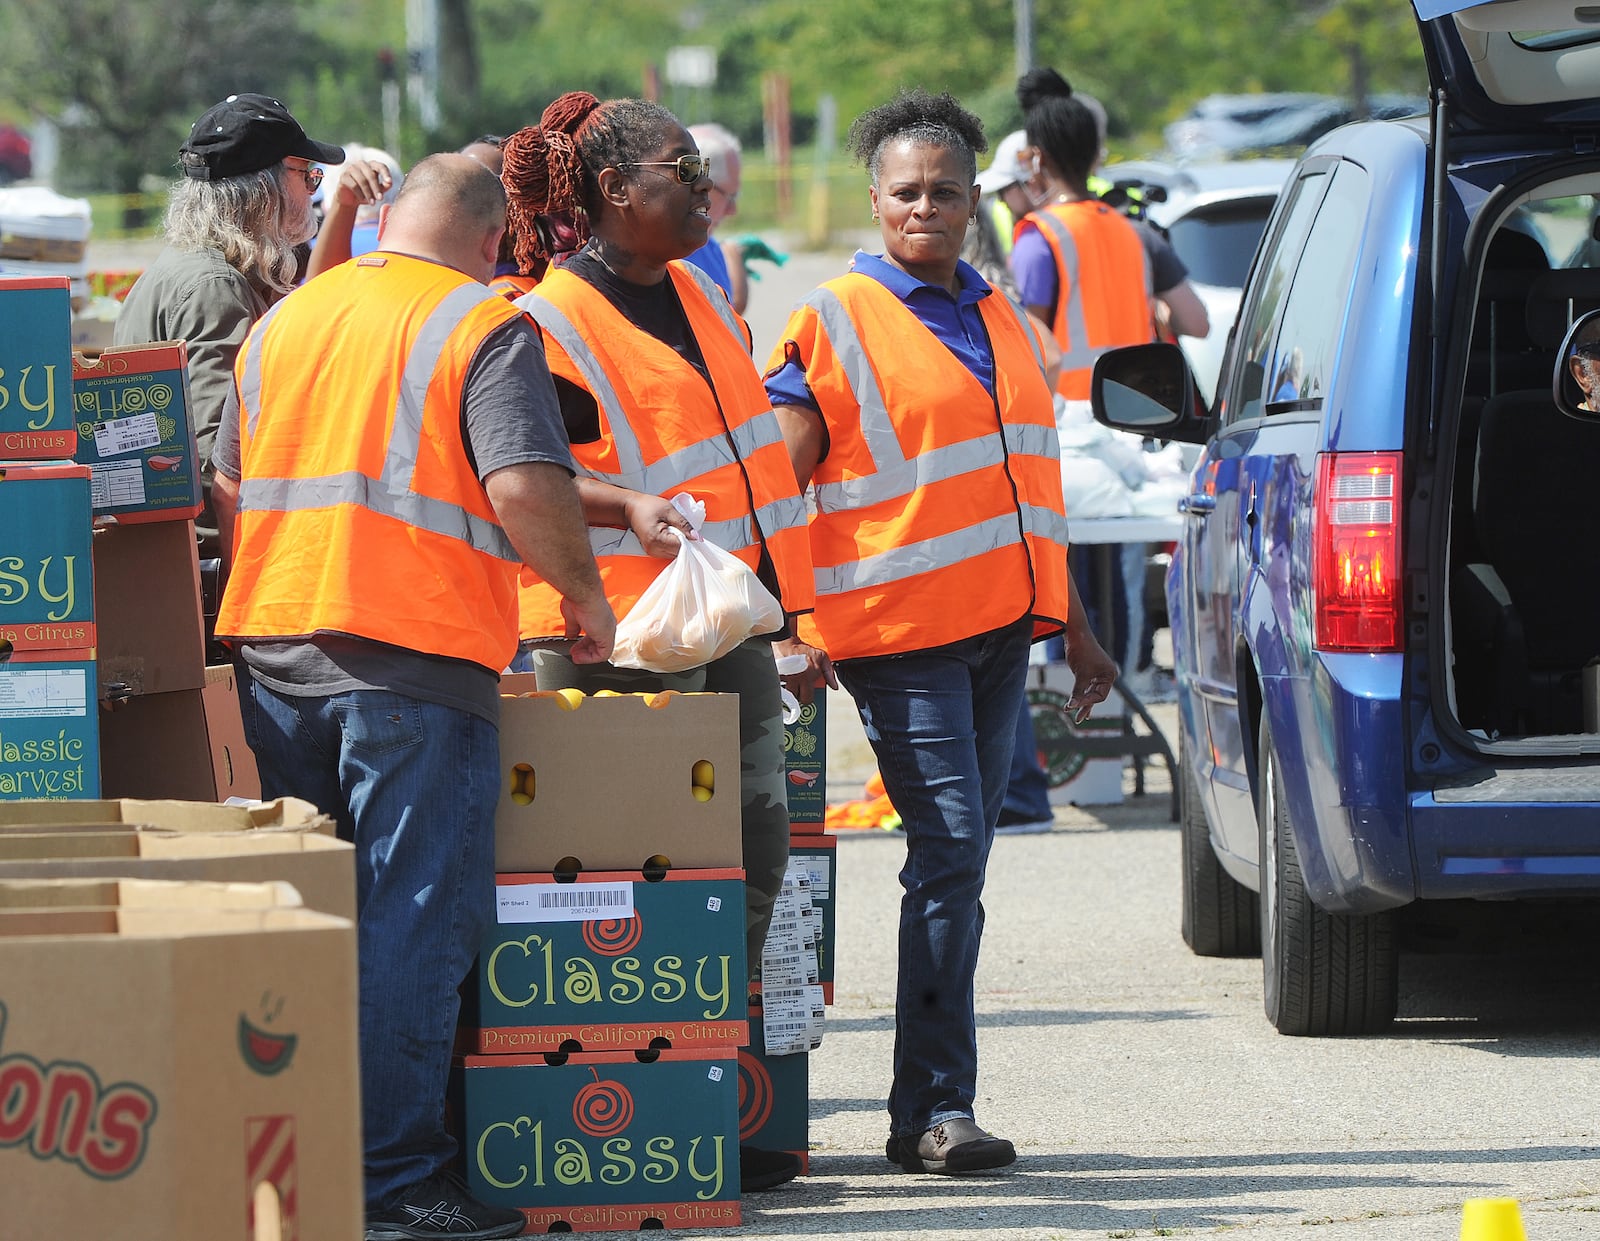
[0,876,302,911]
[0,827,355,920]
[99,666,263,803]
[0,901,361,1240]
[92,518,206,696]
[496,677,742,872]
[0,795,330,834]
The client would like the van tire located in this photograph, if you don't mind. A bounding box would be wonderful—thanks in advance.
[1257,716,1398,1035]
[1180,734,1261,956]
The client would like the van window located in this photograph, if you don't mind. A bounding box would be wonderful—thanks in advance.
[1226,168,1328,425]
[1264,161,1371,411]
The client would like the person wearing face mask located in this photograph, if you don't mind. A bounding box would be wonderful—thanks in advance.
[766,87,1115,1177]
[116,94,342,505]
[500,91,827,1196]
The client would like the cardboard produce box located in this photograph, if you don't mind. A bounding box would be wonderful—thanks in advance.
[450,1047,740,1232]
[783,693,826,829]
[92,518,206,696]
[0,794,331,834]
[0,827,355,920]
[0,875,301,911]
[0,273,76,457]
[73,341,204,523]
[99,678,262,803]
[0,655,99,799]
[0,902,361,1241]
[740,1002,810,1173]
[462,867,748,1055]
[495,683,741,873]
[202,662,261,800]
[0,459,94,655]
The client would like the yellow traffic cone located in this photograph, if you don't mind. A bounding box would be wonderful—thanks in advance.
[1461,1198,1527,1241]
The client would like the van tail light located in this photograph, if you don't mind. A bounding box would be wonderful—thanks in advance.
[1313,451,1403,652]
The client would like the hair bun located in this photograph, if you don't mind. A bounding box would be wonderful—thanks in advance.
[1017,67,1073,112]
[541,90,600,136]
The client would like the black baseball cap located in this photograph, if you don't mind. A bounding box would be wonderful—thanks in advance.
[178,93,344,181]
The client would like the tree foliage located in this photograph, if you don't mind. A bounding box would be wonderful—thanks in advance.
[0,0,1430,193]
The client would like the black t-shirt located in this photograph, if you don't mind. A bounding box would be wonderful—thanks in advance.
[543,245,783,615]
[552,246,713,444]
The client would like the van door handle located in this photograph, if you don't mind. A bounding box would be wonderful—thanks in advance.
[1179,494,1216,515]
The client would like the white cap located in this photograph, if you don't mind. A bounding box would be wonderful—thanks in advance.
[975,130,1030,195]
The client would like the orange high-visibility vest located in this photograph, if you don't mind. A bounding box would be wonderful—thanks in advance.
[489,272,538,301]
[217,253,528,671]
[768,272,1071,661]
[513,260,813,639]
[1018,199,1153,399]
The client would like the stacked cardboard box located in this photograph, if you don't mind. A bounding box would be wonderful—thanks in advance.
[0,874,363,1240]
[741,694,838,1171]
[450,684,748,1231]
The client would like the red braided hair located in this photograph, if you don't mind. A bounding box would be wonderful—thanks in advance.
[502,91,601,276]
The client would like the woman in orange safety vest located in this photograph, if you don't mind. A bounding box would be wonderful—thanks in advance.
[500,93,826,1196]
[1009,68,1154,402]
[765,89,1116,1181]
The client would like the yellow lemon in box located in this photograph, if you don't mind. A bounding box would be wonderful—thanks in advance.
[691,759,715,791]
[690,785,714,802]
[508,763,535,805]
[552,687,585,710]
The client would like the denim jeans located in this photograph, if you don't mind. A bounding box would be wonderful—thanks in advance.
[527,637,791,977]
[236,673,501,1210]
[1003,685,1054,824]
[833,618,1033,1139]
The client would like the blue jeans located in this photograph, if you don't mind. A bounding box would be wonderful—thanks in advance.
[833,618,1032,1139]
[1003,685,1053,823]
[237,674,501,1210]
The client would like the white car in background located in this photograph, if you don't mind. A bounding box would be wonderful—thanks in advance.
[1104,159,1296,402]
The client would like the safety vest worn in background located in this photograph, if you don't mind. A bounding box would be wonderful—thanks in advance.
[768,272,1072,662]
[489,272,538,302]
[1018,199,1153,400]
[217,253,528,671]
[514,260,813,639]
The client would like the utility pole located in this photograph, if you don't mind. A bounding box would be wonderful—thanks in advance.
[1015,0,1034,78]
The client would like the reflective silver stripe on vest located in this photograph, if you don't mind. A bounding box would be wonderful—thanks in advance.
[817,512,1026,596]
[587,489,805,560]
[1027,502,1072,547]
[240,297,292,438]
[239,471,519,562]
[674,259,747,347]
[1030,210,1152,381]
[238,278,518,561]
[993,288,1045,375]
[524,294,741,493]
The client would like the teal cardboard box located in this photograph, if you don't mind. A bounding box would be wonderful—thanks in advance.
[739,1004,810,1172]
[463,867,749,1055]
[783,695,826,827]
[0,275,76,458]
[450,1047,741,1232]
[72,342,204,523]
[0,461,94,656]
[755,831,838,1004]
[0,656,99,799]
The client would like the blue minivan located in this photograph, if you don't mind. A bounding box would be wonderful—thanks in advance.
[1093,0,1600,1034]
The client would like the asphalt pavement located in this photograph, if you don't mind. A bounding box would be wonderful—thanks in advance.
[733,687,1600,1241]
[82,234,1600,1241]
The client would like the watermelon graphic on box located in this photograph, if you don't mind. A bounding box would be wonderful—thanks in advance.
[72,341,203,523]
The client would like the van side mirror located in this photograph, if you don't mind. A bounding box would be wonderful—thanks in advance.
[1090,342,1210,445]
[1556,309,1600,423]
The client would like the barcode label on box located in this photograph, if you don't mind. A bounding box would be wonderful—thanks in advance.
[93,411,162,456]
[0,668,88,718]
[496,881,635,924]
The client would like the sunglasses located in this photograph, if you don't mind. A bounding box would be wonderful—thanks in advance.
[618,154,709,184]
[285,160,325,192]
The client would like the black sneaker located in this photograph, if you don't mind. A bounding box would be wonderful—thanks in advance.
[739,1144,802,1192]
[365,1168,526,1240]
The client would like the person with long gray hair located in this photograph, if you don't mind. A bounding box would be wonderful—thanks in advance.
[116,94,342,500]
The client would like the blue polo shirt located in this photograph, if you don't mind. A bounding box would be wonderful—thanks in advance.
[764,250,996,410]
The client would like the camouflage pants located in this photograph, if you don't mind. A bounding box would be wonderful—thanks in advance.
[528,637,791,978]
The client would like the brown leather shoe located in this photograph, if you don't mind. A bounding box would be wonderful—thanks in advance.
[896,1118,1016,1174]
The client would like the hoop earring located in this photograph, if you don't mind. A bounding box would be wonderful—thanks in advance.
[871,212,879,222]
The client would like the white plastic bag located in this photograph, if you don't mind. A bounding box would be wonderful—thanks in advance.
[610,497,784,673]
